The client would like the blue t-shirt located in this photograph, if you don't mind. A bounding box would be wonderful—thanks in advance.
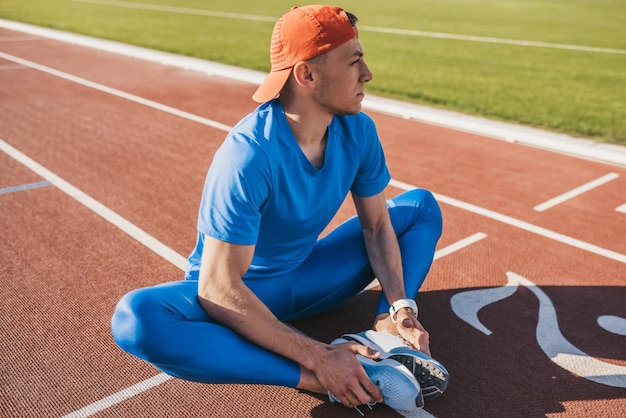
[186,99,390,279]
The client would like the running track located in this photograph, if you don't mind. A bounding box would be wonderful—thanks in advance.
[1,22,625,418]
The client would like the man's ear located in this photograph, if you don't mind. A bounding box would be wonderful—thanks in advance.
[292,61,316,89]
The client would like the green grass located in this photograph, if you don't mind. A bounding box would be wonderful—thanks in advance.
[1,0,625,145]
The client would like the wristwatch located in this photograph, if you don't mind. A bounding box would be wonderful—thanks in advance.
[389,298,418,323]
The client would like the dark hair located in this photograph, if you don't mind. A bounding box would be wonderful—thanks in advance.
[345,11,358,26]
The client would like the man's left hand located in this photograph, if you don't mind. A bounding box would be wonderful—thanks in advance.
[372,309,431,356]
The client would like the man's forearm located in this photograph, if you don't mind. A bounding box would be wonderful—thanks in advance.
[198,280,327,371]
[362,222,406,306]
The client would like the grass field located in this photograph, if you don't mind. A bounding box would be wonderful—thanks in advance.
[1,0,625,145]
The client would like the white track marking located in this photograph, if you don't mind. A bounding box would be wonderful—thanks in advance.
[433,232,487,260]
[70,0,626,55]
[361,26,626,55]
[0,139,188,270]
[597,315,626,336]
[389,179,626,265]
[61,373,174,418]
[616,203,626,214]
[364,232,488,290]
[75,0,276,22]
[0,52,233,133]
[534,172,619,212]
[452,272,626,388]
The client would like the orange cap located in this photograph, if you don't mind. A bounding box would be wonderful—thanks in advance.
[252,5,358,103]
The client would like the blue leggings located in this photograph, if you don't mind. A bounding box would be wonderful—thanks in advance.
[111,189,442,388]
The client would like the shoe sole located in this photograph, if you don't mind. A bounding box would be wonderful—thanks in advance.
[339,334,449,401]
[388,348,448,400]
[358,355,425,411]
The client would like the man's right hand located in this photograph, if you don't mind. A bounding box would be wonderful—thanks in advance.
[311,342,383,408]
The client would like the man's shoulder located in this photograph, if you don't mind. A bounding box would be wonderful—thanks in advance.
[215,100,286,171]
[230,100,286,145]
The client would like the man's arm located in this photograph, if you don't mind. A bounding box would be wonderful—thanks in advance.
[352,191,431,355]
[196,236,382,407]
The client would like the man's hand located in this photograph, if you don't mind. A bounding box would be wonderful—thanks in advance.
[311,342,384,408]
[372,309,431,356]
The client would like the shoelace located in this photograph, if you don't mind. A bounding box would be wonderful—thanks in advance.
[329,393,378,416]
[353,401,377,416]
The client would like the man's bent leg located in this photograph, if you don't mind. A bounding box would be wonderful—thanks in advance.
[111,280,301,387]
[376,188,442,316]
[286,189,441,320]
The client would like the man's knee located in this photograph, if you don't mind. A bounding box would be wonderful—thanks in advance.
[111,288,159,360]
[410,188,439,207]
[402,188,443,227]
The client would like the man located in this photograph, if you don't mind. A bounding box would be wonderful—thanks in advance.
[112,5,447,416]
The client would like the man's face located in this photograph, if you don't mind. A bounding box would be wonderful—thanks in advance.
[310,37,373,116]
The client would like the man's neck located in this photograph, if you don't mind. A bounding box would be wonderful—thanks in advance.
[281,97,331,169]
[281,96,332,147]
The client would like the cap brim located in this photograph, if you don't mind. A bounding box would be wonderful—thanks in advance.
[252,68,292,103]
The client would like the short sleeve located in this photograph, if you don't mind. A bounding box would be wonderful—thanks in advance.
[197,133,271,245]
[350,116,391,197]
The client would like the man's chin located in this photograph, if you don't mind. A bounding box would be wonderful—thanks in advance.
[336,104,362,116]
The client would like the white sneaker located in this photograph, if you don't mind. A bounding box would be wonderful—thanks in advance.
[334,330,450,401]
[328,354,424,417]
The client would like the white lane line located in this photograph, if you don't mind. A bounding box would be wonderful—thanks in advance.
[364,232,488,290]
[61,373,173,418]
[533,173,620,212]
[433,232,488,260]
[0,51,233,133]
[616,203,626,214]
[0,139,188,270]
[361,26,626,55]
[390,179,626,265]
[70,0,626,55]
[74,0,277,22]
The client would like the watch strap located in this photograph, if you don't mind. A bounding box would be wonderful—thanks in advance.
[389,299,418,323]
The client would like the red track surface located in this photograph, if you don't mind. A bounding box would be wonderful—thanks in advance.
[1,27,625,418]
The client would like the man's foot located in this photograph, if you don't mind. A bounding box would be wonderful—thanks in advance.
[334,330,450,401]
[328,355,424,417]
